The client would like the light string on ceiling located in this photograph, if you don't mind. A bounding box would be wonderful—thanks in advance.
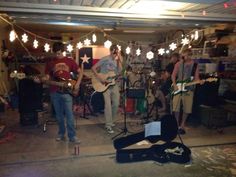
[0,15,203,61]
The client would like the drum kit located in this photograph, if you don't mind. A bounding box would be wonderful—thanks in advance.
[78,67,165,122]
[126,66,166,122]
[79,75,104,118]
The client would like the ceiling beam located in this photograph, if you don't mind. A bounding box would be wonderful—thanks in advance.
[1,2,236,22]
[160,0,227,4]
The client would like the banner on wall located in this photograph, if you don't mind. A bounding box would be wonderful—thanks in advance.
[79,47,93,69]
[78,46,110,69]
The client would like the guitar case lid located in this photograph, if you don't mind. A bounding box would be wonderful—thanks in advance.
[116,142,191,164]
[113,114,178,150]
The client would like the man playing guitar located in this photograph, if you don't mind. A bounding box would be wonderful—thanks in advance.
[92,45,123,134]
[35,42,84,143]
[171,49,204,135]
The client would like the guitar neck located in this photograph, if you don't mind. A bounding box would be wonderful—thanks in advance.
[185,80,202,87]
[43,80,65,87]
[185,78,216,87]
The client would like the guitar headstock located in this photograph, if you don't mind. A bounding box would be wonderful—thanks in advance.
[17,73,26,80]
[206,77,218,82]
[10,71,26,80]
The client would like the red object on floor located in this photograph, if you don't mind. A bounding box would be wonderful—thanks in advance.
[0,132,15,144]
[125,98,135,113]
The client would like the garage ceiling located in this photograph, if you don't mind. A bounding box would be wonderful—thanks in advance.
[0,0,236,33]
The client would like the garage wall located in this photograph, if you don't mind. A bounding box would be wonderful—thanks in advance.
[0,19,10,96]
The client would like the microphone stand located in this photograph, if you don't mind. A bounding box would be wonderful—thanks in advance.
[112,75,131,140]
[112,54,131,140]
[142,75,153,123]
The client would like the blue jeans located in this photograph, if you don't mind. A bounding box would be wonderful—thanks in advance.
[50,92,76,140]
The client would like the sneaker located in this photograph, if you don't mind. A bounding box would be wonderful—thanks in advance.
[69,137,81,144]
[56,136,65,141]
[105,126,114,134]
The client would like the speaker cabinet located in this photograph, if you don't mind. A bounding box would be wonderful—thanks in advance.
[20,112,38,126]
[18,79,43,113]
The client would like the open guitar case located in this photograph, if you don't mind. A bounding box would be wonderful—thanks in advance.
[113,114,192,164]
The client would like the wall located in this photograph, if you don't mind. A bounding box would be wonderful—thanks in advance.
[0,19,11,96]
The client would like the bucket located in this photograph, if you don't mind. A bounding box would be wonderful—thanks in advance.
[125,98,135,113]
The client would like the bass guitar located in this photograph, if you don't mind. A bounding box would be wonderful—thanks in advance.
[172,77,218,96]
[92,71,119,92]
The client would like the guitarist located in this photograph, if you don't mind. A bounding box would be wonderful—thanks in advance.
[92,44,123,134]
[171,49,203,134]
[35,42,84,143]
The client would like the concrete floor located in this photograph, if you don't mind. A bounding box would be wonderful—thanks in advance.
[0,108,236,177]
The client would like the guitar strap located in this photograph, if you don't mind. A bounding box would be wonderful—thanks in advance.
[191,63,198,77]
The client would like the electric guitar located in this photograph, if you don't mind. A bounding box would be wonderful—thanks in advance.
[92,71,119,92]
[12,72,77,94]
[171,77,218,96]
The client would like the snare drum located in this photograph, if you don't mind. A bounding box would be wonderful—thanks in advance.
[90,91,104,113]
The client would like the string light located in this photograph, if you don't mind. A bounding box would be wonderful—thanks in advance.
[92,33,97,43]
[191,34,195,39]
[169,42,177,51]
[9,30,16,42]
[76,42,83,49]
[146,51,154,60]
[202,10,206,16]
[117,45,121,51]
[136,48,141,56]
[67,44,73,52]
[104,40,112,48]
[44,43,50,52]
[22,33,28,43]
[181,37,190,45]
[194,30,199,40]
[84,38,91,46]
[158,48,165,55]
[33,39,39,49]
[126,47,131,54]
[2,16,204,62]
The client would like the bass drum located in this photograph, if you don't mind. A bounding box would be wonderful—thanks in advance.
[90,91,104,113]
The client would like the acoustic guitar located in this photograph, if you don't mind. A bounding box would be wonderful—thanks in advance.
[92,71,119,92]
